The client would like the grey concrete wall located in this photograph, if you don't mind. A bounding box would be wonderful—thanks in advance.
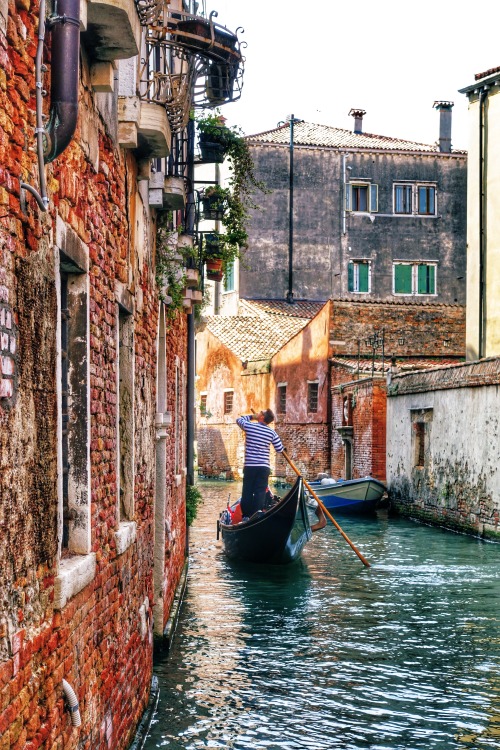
[242,143,467,305]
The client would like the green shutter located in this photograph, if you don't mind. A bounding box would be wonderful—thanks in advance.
[345,183,350,211]
[394,264,412,293]
[370,184,378,212]
[348,261,354,291]
[417,264,435,294]
[358,262,369,292]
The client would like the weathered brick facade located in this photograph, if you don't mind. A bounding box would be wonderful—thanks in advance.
[0,2,196,748]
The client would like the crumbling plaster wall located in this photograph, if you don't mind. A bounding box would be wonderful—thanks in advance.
[387,365,500,538]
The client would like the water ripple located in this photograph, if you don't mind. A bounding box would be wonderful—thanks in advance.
[146,482,500,750]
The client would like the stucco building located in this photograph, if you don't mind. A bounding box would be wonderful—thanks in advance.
[241,106,467,306]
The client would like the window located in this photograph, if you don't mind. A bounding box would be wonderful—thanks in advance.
[224,262,235,292]
[394,263,436,295]
[58,255,90,556]
[346,182,378,213]
[200,393,207,415]
[307,382,319,413]
[393,183,436,216]
[348,261,371,293]
[118,307,134,521]
[277,384,286,414]
[394,185,412,214]
[411,408,433,469]
[224,390,233,414]
[418,186,436,215]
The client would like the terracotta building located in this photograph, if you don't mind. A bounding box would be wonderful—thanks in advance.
[196,299,331,480]
[0,1,243,749]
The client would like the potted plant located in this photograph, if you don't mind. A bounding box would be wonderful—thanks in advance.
[200,185,230,220]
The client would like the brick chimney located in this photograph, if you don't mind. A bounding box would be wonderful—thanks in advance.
[433,101,453,153]
[349,108,366,134]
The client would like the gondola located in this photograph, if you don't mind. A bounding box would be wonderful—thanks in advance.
[217,476,312,564]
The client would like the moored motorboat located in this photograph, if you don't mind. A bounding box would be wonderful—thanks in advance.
[306,476,387,514]
[217,477,312,564]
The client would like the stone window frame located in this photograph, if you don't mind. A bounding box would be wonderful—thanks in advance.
[117,300,135,523]
[54,219,96,610]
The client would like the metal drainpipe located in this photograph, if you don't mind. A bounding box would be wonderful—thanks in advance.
[287,115,295,304]
[478,88,488,359]
[186,118,196,487]
[43,0,80,163]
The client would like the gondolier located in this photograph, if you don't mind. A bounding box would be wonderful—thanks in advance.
[236,409,284,518]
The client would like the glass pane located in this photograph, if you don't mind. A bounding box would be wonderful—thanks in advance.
[348,262,354,292]
[359,187,368,212]
[418,264,435,294]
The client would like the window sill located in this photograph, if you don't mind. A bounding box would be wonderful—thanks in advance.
[54,553,96,610]
[114,520,137,556]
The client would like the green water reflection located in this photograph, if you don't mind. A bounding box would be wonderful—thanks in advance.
[144,481,500,749]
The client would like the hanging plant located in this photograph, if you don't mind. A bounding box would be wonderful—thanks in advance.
[194,110,270,268]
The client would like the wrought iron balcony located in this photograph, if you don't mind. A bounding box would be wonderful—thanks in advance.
[134,5,245,133]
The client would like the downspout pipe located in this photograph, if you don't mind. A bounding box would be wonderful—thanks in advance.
[62,679,82,727]
[186,118,196,488]
[44,0,80,163]
[478,88,488,358]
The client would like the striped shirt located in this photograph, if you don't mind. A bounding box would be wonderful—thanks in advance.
[236,415,284,467]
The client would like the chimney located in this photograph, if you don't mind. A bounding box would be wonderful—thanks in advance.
[433,101,454,153]
[349,108,366,134]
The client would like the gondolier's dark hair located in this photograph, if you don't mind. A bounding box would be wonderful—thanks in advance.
[263,408,275,424]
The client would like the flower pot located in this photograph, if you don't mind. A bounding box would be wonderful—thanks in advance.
[185,268,199,287]
[201,197,225,220]
[205,258,223,272]
[198,140,225,164]
[206,269,223,282]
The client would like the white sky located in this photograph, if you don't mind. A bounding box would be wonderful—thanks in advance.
[205,0,500,150]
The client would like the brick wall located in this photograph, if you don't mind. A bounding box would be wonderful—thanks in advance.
[331,299,465,359]
[330,375,387,482]
[0,4,189,749]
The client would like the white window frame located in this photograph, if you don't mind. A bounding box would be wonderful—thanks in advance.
[393,182,437,216]
[346,181,378,214]
[393,261,438,296]
[348,259,371,294]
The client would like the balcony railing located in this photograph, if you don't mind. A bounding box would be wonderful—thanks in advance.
[135,6,245,132]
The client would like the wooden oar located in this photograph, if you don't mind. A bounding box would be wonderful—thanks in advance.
[282,451,371,568]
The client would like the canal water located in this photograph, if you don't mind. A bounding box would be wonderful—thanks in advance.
[144,480,500,749]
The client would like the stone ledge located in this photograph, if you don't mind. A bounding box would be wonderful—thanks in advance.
[54,553,96,610]
[114,520,137,555]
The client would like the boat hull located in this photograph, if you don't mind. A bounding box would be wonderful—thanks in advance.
[308,476,386,514]
[219,477,312,564]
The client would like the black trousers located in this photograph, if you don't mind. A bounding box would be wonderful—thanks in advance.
[240,465,270,517]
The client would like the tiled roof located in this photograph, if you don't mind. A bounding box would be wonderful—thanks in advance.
[331,356,463,374]
[239,299,325,319]
[205,314,310,362]
[475,65,500,81]
[246,120,466,155]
